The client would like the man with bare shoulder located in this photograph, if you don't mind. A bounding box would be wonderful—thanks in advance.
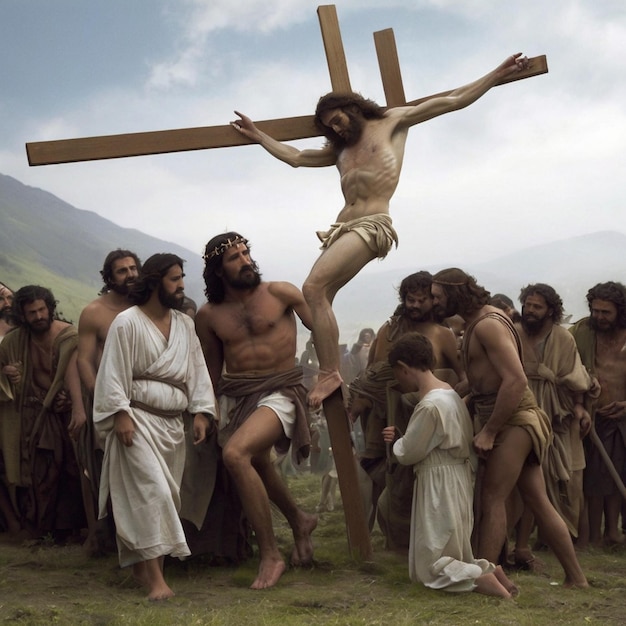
[570,281,626,547]
[431,268,587,589]
[350,270,465,547]
[77,249,141,393]
[76,249,141,553]
[232,54,530,408]
[195,232,318,589]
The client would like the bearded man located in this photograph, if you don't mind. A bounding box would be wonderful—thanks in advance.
[232,54,531,408]
[511,283,595,566]
[0,285,86,540]
[570,281,626,546]
[431,268,587,589]
[77,249,141,553]
[349,271,465,547]
[94,253,216,601]
[195,232,317,589]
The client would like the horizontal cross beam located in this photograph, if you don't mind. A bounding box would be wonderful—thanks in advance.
[25,56,547,166]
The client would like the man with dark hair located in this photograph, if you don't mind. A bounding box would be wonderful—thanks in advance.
[195,232,317,589]
[93,254,216,600]
[431,268,587,588]
[231,54,530,407]
[77,249,141,554]
[570,281,626,546]
[0,283,13,340]
[381,332,517,598]
[511,283,595,566]
[0,285,86,541]
[349,269,465,546]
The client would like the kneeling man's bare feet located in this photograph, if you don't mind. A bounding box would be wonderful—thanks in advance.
[474,572,512,599]
[494,564,519,597]
[307,370,343,409]
[290,512,318,566]
[251,556,286,589]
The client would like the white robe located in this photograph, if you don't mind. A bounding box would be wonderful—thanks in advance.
[94,306,216,567]
[392,388,493,592]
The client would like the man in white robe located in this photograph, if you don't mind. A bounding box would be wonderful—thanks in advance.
[382,332,517,598]
[94,253,217,601]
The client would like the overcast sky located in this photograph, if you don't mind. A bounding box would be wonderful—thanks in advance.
[1,0,625,289]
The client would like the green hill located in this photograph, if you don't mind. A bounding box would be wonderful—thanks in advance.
[0,173,205,323]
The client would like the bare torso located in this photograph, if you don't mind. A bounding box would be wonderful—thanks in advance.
[30,320,70,393]
[335,116,408,222]
[464,306,523,396]
[199,282,299,376]
[78,293,132,391]
[595,328,626,406]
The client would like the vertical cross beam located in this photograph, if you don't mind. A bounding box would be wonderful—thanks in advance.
[374,28,406,107]
[317,5,352,92]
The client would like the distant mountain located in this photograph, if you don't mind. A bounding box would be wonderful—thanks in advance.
[1,171,624,342]
[0,173,205,323]
[331,230,626,341]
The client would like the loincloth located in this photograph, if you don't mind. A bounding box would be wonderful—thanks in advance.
[316,214,398,259]
[217,367,310,464]
[472,387,552,464]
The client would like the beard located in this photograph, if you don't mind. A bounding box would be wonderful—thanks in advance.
[27,317,52,335]
[521,314,547,335]
[109,279,135,296]
[158,285,184,310]
[0,307,11,322]
[225,266,262,290]
[328,112,365,148]
[433,299,457,320]
[404,307,431,323]
[590,316,619,334]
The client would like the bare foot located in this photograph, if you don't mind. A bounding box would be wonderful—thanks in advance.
[494,565,520,597]
[563,576,589,589]
[290,512,318,566]
[307,370,343,409]
[250,557,286,589]
[474,572,512,599]
[147,582,175,601]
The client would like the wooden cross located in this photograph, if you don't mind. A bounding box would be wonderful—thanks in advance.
[25,5,548,561]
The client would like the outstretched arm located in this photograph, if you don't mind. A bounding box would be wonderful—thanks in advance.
[393,53,530,128]
[231,111,336,168]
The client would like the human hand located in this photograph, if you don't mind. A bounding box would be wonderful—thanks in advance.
[68,408,87,440]
[473,428,496,459]
[2,361,22,385]
[193,413,214,445]
[596,401,626,420]
[497,53,530,78]
[230,111,262,142]
[114,411,135,447]
[382,426,398,444]
[53,389,72,413]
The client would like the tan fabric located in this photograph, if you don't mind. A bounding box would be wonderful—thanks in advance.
[316,214,398,259]
[217,367,311,465]
[519,324,594,535]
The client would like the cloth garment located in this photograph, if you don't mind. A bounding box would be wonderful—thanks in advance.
[392,388,493,591]
[216,368,311,465]
[570,317,626,497]
[0,325,85,534]
[94,307,216,567]
[316,213,398,259]
[519,324,594,535]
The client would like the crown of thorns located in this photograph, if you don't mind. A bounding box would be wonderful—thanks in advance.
[203,236,249,261]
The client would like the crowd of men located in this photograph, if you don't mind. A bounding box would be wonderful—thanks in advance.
[2,239,626,597]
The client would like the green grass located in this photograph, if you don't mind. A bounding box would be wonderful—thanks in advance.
[1,473,626,625]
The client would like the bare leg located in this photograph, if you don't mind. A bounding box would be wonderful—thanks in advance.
[477,427,530,563]
[303,233,377,408]
[587,495,604,547]
[494,564,519,597]
[132,558,174,601]
[517,464,588,588]
[604,493,624,544]
[223,407,315,588]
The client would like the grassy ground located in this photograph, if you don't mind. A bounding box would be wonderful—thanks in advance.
[1,473,626,625]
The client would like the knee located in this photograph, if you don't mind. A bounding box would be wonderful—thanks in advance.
[302,278,327,307]
[222,442,249,472]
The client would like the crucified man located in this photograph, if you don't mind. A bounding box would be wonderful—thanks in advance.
[232,53,530,408]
